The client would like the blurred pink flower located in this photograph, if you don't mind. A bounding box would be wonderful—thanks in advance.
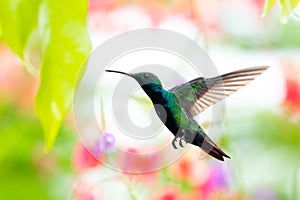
[0,44,38,108]
[89,0,116,13]
[73,142,100,172]
[252,0,265,9]
[74,181,97,200]
[88,0,175,26]
[118,148,160,173]
[87,0,221,33]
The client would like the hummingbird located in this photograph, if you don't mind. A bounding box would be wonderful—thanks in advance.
[106,66,269,161]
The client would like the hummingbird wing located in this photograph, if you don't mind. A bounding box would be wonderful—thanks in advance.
[170,66,269,117]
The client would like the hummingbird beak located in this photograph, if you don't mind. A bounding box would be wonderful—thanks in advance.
[105,70,134,78]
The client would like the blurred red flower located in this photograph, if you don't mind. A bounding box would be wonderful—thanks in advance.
[168,148,209,186]
[155,186,187,200]
[282,62,300,115]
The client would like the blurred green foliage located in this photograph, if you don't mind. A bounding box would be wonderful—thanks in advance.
[224,19,300,49]
[275,20,300,48]
[0,101,76,200]
[224,109,300,199]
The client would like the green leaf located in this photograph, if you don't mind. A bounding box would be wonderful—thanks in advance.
[0,20,2,39]
[279,0,300,23]
[35,0,91,151]
[261,0,276,17]
[261,0,300,23]
[0,0,41,61]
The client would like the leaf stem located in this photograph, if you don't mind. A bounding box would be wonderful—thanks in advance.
[119,174,138,200]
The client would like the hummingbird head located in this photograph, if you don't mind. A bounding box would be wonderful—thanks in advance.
[105,70,162,89]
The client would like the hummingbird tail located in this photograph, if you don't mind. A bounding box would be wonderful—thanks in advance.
[195,135,230,161]
[203,144,230,161]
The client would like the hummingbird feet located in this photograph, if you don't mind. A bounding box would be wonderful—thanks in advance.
[179,137,187,147]
[171,136,187,149]
[172,136,179,149]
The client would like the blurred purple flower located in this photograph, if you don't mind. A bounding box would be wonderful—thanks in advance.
[94,132,116,156]
[204,162,230,190]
